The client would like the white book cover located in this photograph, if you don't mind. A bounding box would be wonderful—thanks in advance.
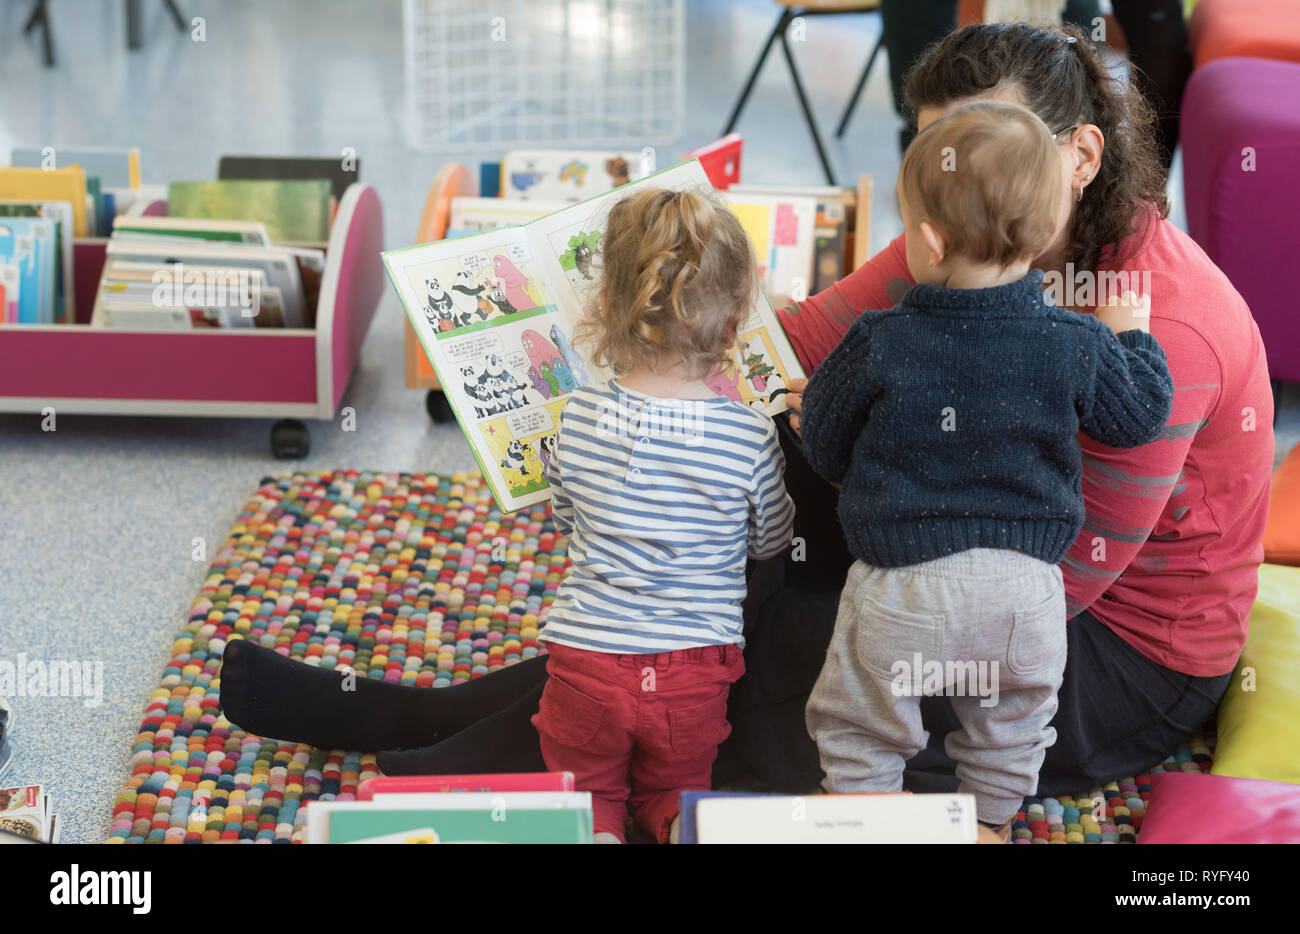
[383,159,807,515]
[695,793,979,844]
[448,197,570,233]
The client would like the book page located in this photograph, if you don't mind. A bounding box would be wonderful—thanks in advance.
[384,226,580,514]
[527,160,806,417]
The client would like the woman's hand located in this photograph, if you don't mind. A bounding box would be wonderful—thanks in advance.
[786,378,807,434]
[1096,291,1152,334]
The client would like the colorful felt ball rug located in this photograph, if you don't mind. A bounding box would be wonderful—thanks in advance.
[105,470,567,843]
[105,468,1215,843]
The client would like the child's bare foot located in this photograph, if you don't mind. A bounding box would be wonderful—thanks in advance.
[669,815,681,844]
[593,831,623,844]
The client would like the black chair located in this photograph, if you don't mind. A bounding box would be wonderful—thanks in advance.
[722,1,885,185]
[21,0,187,67]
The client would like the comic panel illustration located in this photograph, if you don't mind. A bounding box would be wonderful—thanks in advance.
[706,328,796,411]
[479,399,566,500]
[544,224,603,313]
[402,238,556,337]
[440,318,591,421]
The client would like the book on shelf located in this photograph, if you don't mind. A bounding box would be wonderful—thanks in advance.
[0,201,72,325]
[112,215,273,246]
[0,166,89,238]
[0,785,59,844]
[728,182,856,296]
[96,223,320,330]
[718,188,819,305]
[0,216,56,324]
[447,197,570,234]
[305,791,594,844]
[501,148,652,202]
[217,155,360,203]
[10,145,141,190]
[382,158,807,514]
[166,179,333,244]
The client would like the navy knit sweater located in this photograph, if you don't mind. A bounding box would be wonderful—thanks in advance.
[800,270,1175,568]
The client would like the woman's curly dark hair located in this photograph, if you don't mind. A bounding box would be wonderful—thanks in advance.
[905,21,1169,272]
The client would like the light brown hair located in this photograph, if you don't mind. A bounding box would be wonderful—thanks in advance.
[576,186,757,377]
[905,22,1169,271]
[900,100,1061,268]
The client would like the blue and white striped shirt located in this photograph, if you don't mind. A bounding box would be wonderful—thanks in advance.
[541,380,795,654]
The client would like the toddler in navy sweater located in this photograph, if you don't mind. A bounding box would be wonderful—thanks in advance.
[801,101,1174,837]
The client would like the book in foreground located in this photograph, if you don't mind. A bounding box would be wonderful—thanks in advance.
[382,158,807,515]
[357,771,575,800]
[304,791,593,844]
[679,791,979,844]
[0,785,59,843]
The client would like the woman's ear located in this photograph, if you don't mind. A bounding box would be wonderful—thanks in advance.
[920,220,947,267]
[1072,123,1105,194]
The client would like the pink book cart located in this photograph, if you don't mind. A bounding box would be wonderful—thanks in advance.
[0,183,385,458]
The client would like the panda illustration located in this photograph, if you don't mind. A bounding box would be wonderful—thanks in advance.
[424,278,455,328]
[468,380,497,419]
[461,363,482,408]
[486,376,515,410]
[451,271,487,325]
[500,440,530,475]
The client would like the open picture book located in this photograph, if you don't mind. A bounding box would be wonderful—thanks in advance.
[382,159,806,514]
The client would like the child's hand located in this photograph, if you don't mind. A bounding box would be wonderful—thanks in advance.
[1095,291,1152,334]
[786,378,807,434]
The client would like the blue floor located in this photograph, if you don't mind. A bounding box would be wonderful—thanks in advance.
[0,0,1295,842]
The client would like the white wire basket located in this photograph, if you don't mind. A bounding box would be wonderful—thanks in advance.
[403,0,685,152]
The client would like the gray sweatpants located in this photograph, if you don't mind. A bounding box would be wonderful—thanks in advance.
[806,549,1067,824]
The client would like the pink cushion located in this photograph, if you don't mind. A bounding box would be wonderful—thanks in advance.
[1139,771,1300,843]
[1181,57,1300,382]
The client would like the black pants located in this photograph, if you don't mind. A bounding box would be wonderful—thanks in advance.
[879,0,1188,171]
[723,416,1230,793]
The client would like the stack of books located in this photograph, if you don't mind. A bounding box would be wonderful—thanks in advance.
[95,214,326,330]
[0,145,132,323]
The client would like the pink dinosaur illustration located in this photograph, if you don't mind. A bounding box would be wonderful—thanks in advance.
[492,254,538,311]
[521,328,563,374]
[704,364,743,402]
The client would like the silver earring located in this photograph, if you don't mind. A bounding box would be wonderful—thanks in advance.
[1077,175,1092,202]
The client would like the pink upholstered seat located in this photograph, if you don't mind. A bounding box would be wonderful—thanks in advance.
[1181,56,1300,383]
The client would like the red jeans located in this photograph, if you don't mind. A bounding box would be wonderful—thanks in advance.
[532,641,746,842]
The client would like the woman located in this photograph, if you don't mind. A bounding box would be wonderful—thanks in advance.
[221,23,1273,798]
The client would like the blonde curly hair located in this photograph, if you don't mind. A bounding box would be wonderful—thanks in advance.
[575,186,758,378]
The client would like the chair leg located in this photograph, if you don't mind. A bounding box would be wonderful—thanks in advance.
[126,0,143,49]
[24,0,54,67]
[722,11,791,135]
[163,0,186,31]
[780,28,835,185]
[835,31,885,139]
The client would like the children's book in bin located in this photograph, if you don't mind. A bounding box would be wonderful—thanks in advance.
[382,158,807,515]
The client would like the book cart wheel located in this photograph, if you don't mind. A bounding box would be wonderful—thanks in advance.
[425,390,454,423]
[270,419,311,459]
